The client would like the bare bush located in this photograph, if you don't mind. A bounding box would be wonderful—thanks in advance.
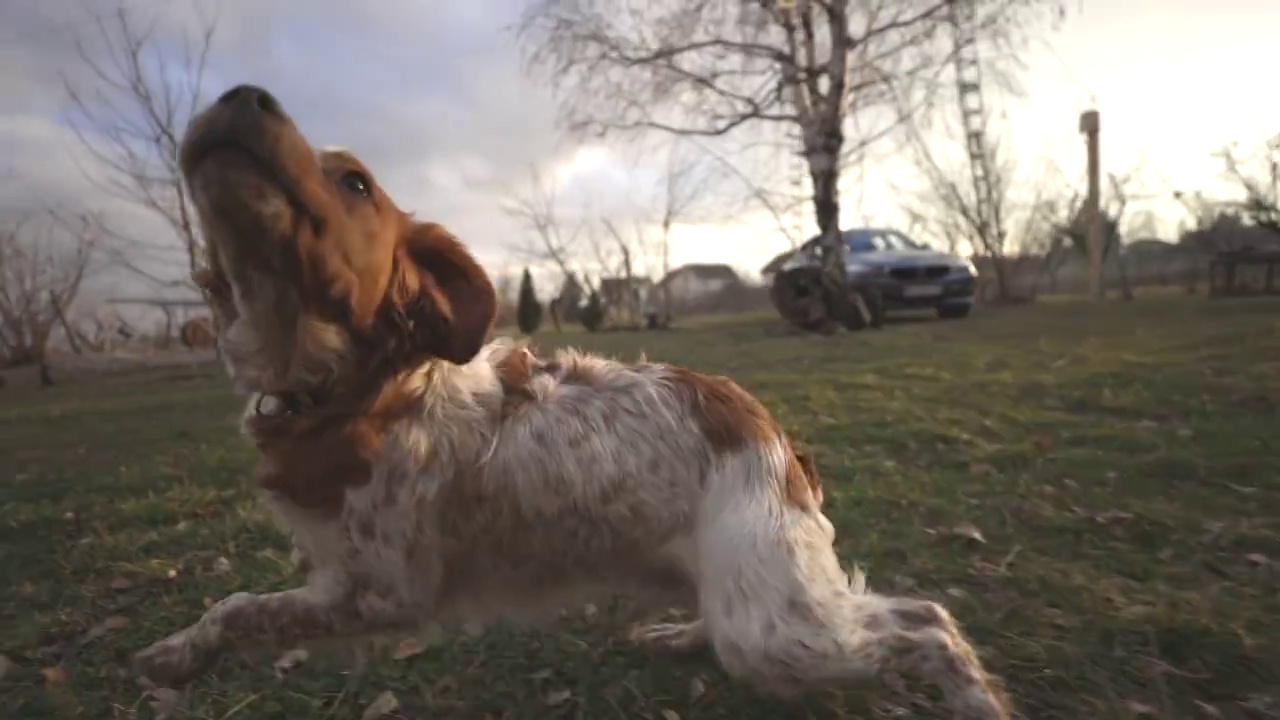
[0,214,97,368]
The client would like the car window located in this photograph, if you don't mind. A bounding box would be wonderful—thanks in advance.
[887,230,928,250]
[845,233,878,253]
[800,229,931,257]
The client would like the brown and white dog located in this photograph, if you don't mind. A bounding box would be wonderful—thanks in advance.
[133,84,1012,720]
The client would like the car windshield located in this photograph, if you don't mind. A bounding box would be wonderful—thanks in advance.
[844,230,927,253]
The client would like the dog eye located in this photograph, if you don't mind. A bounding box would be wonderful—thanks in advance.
[339,171,371,197]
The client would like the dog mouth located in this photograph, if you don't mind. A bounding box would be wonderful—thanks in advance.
[183,138,287,200]
[182,135,321,243]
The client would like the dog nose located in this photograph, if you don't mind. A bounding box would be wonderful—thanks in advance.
[215,85,282,118]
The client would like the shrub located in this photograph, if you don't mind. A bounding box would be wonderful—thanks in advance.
[580,290,605,332]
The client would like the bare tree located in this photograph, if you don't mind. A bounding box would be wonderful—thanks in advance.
[503,164,584,277]
[0,214,98,369]
[683,135,810,250]
[895,111,1065,301]
[519,0,1061,328]
[1059,169,1145,300]
[1215,134,1280,234]
[62,0,218,290]
[501,164,596,330]
[653,141,717,321]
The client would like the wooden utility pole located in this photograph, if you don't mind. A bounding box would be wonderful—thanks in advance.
[1079,109,1103,301]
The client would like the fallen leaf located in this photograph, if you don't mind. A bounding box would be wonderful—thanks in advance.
[545,688,573,706]
[528,668,554,681]
[108,577,135,591]
[1125,700,1157,716]
[392,637,426,660]
[689,676,706,702]
[82,615,131,643]
[360,690,400,720]
[211,556,233,575]
[890,575,918,591]
[1194,700,1224,718]
[0,655,16,680]
[660,710,681,720]
[41,665,67,687]
[432,674,459,695]
[582,603,599,621]
[950,522,987,544]
[998,545,1022,573]
[1245,553,1273,567]
[1094,510,1134,524]
[147,687,186,720]
[968,461,994,476]
[272,648,309,679]
[945,587,969,599]
[1033,435,1054,453]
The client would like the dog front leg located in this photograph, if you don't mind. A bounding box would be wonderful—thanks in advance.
[134,585,406,687]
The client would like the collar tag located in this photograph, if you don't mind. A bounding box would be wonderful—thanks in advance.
[254,392,306,417]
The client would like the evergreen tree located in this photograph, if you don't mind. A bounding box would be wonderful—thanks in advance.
[516,267,543,335]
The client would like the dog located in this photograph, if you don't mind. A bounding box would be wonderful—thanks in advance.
[133,84,1012,720]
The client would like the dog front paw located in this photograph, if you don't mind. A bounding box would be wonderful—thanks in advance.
[133,629,218,687]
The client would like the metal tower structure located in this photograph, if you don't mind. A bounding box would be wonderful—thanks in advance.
[947,0,1003,254]
[786,122,807,244]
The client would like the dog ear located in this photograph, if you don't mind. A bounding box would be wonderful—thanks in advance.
[384,222,495,366]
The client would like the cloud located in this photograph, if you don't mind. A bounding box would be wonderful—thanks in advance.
[2,0,815,330]
[0,0,575,281]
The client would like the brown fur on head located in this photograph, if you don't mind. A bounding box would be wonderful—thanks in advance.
[181,84,496,398]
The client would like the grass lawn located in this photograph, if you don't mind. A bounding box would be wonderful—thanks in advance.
[2,296,1278,720]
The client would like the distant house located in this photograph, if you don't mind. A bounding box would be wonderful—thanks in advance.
[656,264,741,306]
[597,276,653,325]
[1178,214,1280,253]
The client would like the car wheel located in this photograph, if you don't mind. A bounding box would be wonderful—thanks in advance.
[936,304,971,320]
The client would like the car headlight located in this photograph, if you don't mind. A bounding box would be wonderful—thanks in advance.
[847,264,884,277]
[952,260,977,276]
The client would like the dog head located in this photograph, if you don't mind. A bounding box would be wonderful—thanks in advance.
[180,85,496,397]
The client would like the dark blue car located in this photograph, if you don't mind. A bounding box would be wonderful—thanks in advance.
[776,227,977,319]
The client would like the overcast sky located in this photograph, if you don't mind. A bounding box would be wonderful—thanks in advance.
[2,0,1278,312]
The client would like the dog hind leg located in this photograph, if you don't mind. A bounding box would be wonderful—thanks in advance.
[704,549,1009,718]
[696,448,1010,720]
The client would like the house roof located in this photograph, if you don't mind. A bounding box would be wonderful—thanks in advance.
[658,263,740,286]
[597,276,652,299]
